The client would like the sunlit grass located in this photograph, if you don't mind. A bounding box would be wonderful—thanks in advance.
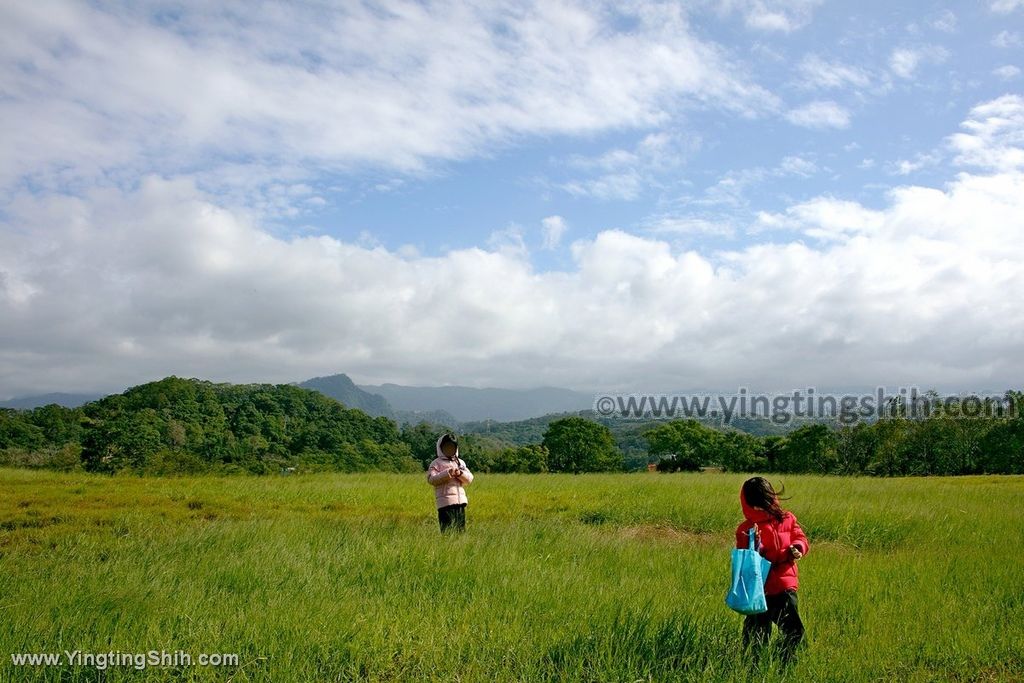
[1,469,1022,681]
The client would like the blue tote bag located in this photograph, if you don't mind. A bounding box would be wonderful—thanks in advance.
[725,528,773,615]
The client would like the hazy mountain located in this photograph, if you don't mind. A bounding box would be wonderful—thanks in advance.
[0,393,105,410]
[297,374,394,418]
[394,409,461,427]
[359,383,594,422]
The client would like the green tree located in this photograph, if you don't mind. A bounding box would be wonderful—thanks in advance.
[979,418,1024,474]
[778,424,838,473]
[400,421,448,467]
[836,423,877,474]
[865,418,916,476]
[0,409,45,450]
[543,417,622,473]
[28,404,85,446]
[718,430,767,472]
[645,420,721,471]
[491,444,549,473]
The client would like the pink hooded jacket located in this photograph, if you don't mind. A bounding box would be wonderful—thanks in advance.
[426,435,474,509]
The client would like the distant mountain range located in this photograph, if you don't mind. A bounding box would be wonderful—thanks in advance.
[360,381,594,422]
[296,373,594,423]
[295,374,460,425]
[2,373,595,424]
[0,392,105,410]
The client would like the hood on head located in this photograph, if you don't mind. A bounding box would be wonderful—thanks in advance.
[740,486,772,523]
[436,434,459,460]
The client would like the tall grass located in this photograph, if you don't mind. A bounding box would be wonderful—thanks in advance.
[1,469,1022,681]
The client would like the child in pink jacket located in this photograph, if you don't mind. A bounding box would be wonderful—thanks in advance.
[427,433,474,532]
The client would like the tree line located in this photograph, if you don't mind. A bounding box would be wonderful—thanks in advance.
[1,378,1021,475]
[646,396,1024,475]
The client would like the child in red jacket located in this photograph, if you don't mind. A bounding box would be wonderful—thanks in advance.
[735,476,809,662]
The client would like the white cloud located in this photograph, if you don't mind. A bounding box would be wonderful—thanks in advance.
[756,198,885,239]
[559,131,701,199]
[993,65,1022,80]
[750,42,786,63]
[948,95,1024,171]
[643,216,735,237]
[698,155,820,208]
[930,10,957,33]
[796,55,871,90]
[0,1,775,199]
[785,100,852,129]
[889,46,949,79]
[4,138,1024,395]
[777,155,819,176]
[724,0,823,32]
[567,132,701,174]
[562,172,645,201]
[889,49,921,79]
[889,152,942,176]
[990,0,1024,13]
[992,30,1023,48]
[541,216,569,250]
[487,226,529,258]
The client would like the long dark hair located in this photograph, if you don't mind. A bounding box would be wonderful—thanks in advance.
[742,476,788,522]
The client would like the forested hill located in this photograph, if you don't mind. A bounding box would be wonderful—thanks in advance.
[297,373,394,418]
[0,377,419,474]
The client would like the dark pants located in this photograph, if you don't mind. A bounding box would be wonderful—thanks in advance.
[742,590,804,663]
[438,503,467,533]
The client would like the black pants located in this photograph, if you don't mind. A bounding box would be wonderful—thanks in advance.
[742,590,804,662]
[438,503,467,533]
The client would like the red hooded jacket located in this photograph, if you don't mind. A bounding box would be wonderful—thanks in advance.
[735,488,809,596]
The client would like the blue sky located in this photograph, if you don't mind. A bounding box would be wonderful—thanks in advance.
[287,0,1020,262]
[1,0,1023,396]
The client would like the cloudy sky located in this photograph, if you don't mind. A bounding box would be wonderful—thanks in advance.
[1,0,1023,398]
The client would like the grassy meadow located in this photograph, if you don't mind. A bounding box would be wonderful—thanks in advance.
[1,469,1022,682]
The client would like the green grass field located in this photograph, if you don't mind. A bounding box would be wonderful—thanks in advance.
[1,469,1022,682]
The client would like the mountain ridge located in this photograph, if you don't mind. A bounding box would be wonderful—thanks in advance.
[0,393,106,410]
[360,382,593,422]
